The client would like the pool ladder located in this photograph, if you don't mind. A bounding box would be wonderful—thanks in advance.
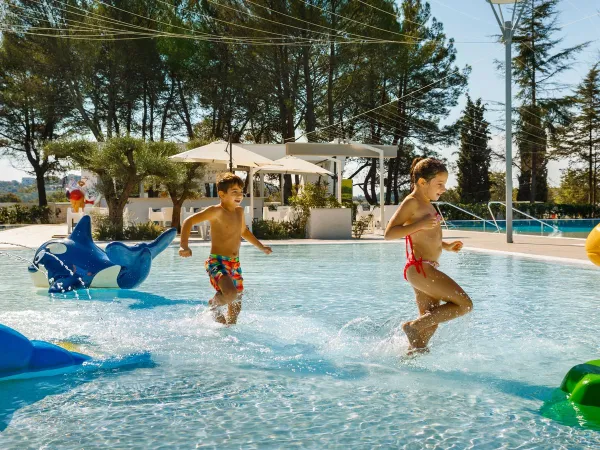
[487,201,560,234]
[432,202,500,232]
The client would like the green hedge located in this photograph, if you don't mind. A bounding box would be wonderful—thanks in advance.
[0,205,51,224]
[436,203,600,221]
[251,219,305,240]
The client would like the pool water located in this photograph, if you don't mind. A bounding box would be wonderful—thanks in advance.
[0,244,599,448]
[447,219,600,238]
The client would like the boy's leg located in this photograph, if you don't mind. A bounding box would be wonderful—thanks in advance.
[411,288,440,349]
[226,294,243,325]
[404,265,472,348]
[210,275,238,307]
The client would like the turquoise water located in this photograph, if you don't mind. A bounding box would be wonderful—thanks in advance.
[1,243,599,448]
[447,219,600,238]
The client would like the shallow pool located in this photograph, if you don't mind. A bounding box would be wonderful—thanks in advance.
[0,243,599,448]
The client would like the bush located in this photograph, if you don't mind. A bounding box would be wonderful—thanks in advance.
[251,218,305,240]
[352,214,373,239]
[91,213,165,241]
[0,204,51,224]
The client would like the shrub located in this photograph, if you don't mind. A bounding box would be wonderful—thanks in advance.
[352,214,373,239]
[91,212,164,241]
[0,205,51,224]
[252,218,305,240]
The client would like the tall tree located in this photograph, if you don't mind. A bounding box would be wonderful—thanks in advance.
[551,64,600,205]
[512,0,588,203]
[456,97,491,203]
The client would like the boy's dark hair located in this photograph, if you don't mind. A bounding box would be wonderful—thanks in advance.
[217,172,244,193]
[410,157,447,188]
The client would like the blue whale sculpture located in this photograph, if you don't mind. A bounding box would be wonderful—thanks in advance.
[0,324,91,382]
[29,215,176,293]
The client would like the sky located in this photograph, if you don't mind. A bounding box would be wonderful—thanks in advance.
[1,0,599,189]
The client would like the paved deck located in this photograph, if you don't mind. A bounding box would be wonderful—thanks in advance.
[0,224,594,266]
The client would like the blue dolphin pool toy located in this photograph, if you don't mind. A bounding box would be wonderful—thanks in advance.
[28,215,177,293]
[0,324,91,382]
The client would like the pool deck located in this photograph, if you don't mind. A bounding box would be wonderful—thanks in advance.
[0,224,594,266]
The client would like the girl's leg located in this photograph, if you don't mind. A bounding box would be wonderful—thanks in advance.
[410,288,440,349]
[404,265,472,349]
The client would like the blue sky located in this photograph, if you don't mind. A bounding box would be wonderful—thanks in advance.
[1,0,599,188]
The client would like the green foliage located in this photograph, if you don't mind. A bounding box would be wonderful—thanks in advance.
[289,181,341,234]
[47,137,171,233]
[456,96,491,203]
[352,214,373,239]
[47,190,68,203]
[512,0,588,202]
[553,168,598,205]
[0,192,21,203]
[92,213,164,241]
[0,205,51,224]
[251,218,305,240]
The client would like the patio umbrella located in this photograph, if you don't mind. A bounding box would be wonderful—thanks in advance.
[255,156,333,176]
[169,141,276,230]
[169,140,274,168]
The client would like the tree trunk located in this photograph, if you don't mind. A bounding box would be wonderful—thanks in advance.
[171,197,184,233]
[177,79,195,139]
[35,171,47,207]
[142,80,148,141]
[161,77,176,141]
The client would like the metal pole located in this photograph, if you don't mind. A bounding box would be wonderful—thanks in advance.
[379,153,384,231]
[228,134,233,173]
[505,21,514,243]
[249,168,254,232]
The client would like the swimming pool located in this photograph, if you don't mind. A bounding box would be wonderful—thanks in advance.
[0,243,599,448]
[447,219,600,238]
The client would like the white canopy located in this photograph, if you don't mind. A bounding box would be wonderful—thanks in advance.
[169,140,274,168]
[256,156,333,176]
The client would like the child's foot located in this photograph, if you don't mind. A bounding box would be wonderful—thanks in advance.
[402,321,423,349]
[406,346,430,356]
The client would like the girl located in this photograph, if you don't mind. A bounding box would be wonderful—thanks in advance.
[385,158,472,353]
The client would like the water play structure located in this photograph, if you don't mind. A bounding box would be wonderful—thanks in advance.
[0,324,91,382]
[586,224,600,266]
[28,215,176,293]
[561,360,600,410]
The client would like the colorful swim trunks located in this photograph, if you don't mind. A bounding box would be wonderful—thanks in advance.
[205,254,244,293]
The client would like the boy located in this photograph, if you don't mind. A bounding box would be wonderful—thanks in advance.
[179,173,272,324]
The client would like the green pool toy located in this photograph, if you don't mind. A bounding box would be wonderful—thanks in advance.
[560,360,600,407]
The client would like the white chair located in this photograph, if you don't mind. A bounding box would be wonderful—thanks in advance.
[67,208,85,233]
[148,207,165,225]
[181,207,209,239]
[161,207,173,227]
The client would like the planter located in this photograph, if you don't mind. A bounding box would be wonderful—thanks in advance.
[307,208,352,239]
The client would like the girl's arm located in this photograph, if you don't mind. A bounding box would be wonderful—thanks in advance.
[384,199,438,240]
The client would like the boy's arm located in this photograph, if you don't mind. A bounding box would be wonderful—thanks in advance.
[241,210,272,254]
[384,199,436,240]
[180,207,215,252]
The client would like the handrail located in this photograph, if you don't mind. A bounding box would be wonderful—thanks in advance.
[487,201,560,233]
[432,202,500,232]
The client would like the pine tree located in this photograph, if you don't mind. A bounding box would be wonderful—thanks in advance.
[551,65,600,205]
[456,97,491,203]
[512,0,588,203]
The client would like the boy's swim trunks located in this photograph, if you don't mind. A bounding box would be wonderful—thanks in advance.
[205,254,244,292]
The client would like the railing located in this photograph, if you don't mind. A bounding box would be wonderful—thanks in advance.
[432,202,500,232]
[487,201,560,234]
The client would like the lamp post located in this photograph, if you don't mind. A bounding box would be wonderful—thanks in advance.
[487,0,525,243]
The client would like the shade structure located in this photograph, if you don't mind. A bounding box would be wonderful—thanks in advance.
[256,156,333,176]
[169,140,274,168]
[286,141,397,231]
